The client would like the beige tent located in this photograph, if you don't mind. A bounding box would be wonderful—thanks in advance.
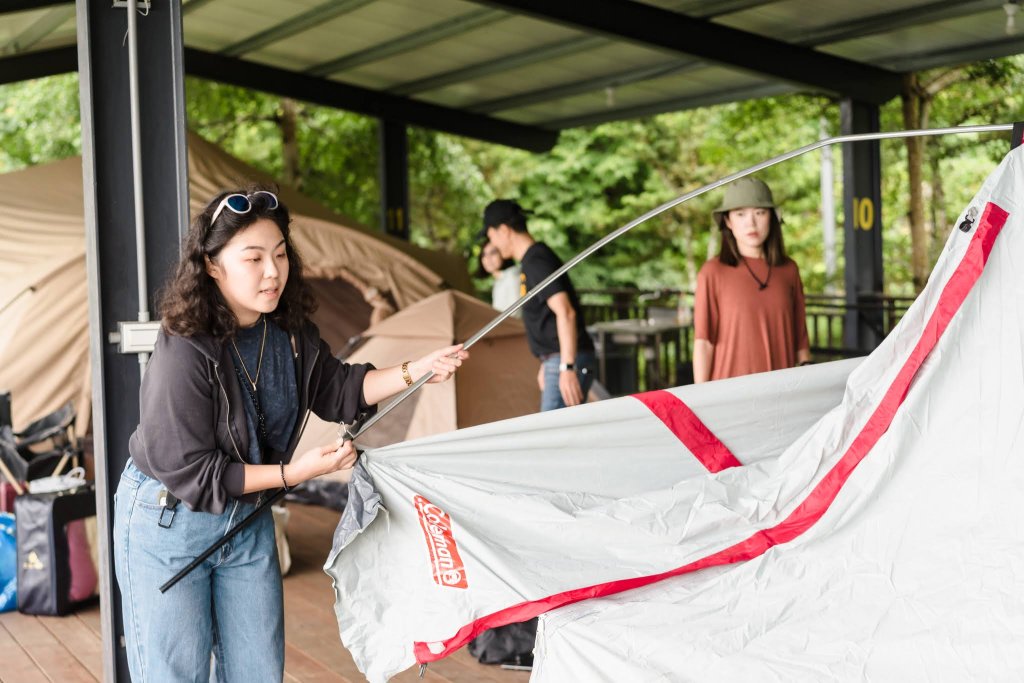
[0,133,472,431]
[296,290,540,454]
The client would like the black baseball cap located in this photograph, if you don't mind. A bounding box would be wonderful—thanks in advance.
[478,199,529,241]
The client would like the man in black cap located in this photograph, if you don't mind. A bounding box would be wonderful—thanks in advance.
[481,199,596,411]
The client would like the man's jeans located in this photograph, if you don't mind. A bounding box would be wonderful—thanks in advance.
[540,351,597,412]
[113,460,283,683]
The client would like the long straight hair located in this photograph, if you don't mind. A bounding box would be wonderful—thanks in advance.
[717,210,789,267]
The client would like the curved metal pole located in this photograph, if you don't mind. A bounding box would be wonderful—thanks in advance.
[356,122,1014,438]
[162,122,1013,593]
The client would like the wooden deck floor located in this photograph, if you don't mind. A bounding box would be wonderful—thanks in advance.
[0,503,531,683]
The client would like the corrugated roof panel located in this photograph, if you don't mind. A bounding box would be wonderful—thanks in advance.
[338,15,592,89]
[498,65,769,126]
[0,7,59,48]
[823,12,1011,66]
[183,0,326,54]
[714,0,919,36]
[27,19,75,53]
[249,0,486,71]
[381,40,674,108]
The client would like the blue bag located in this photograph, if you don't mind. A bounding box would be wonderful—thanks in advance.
[0,512,15,613]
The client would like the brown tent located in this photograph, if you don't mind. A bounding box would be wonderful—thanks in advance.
[296,290,540,455]
[0,133,472,431]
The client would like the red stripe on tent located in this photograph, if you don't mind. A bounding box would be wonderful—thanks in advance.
[412,201,1008,665]
[632,390,741,472]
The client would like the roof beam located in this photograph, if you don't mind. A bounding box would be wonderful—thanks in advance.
[222,0,375,58]
[308,7,506,77]
[540,81,795,129]
[385,0,779,98]
[469,0,996,116]
[2,5,74,55]
[473,0,902,103]
[0,44,75,86]
[673,0,780,14]
[309,0,778,80]
[183,48,558,151]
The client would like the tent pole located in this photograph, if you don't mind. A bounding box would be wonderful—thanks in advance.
[162,122,1015,593]
[360,123,1015,434]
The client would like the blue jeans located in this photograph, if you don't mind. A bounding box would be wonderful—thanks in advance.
[540,351,596,412]
[113,460,283,683]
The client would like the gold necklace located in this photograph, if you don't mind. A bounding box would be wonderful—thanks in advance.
[231,316,267,391]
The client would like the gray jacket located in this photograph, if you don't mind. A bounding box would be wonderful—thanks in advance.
[128,320,375,513]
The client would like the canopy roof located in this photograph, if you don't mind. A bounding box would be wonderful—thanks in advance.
[1,0,1019,150]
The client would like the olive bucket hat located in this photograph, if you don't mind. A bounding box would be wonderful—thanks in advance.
[712,177,778,229]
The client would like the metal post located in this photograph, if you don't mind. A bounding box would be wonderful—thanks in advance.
[76,0,190,679]
[819,117,837,291]
[840,99,884,352]
[379,118,410,240]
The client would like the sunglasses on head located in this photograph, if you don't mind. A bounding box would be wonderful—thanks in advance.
[210,191,279,225]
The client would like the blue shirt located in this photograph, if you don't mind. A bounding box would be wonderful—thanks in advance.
[230,317,298,464]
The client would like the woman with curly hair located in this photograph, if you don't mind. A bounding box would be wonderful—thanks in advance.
[113,186,467,682]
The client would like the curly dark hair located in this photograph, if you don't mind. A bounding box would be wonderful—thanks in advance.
[160,184,317,339]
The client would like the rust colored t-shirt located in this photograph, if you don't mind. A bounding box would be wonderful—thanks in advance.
[694,256,810,381]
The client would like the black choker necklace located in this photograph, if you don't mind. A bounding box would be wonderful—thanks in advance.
[741,257,771,291]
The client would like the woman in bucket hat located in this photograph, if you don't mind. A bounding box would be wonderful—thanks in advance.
[692,177,810,383]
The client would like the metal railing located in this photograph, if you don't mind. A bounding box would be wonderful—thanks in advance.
[579,288,915,393]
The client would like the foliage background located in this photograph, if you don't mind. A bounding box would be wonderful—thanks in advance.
[1,57,1021,299]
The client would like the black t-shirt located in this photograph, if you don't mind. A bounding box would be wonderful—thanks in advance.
[519,242,595,358]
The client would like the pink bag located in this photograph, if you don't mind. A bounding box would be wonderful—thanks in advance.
[0,482,23,514]
[65,519,97,603]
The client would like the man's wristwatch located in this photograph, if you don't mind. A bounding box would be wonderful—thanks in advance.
[559,362,575,372]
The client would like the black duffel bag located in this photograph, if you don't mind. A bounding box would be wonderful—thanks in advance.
[15,483,97,616]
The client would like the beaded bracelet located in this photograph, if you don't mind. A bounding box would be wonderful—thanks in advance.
[280,462,290,491]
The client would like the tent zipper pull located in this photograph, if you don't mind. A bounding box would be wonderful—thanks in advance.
[959,206,978,232]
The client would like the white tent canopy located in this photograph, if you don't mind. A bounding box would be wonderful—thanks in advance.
[325,146,1024,681]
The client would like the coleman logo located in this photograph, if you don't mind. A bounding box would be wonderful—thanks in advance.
[23,551,44,571]
[413,495,468,589]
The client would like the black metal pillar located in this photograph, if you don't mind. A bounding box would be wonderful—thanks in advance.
[840,99,884,352]
[76,1,190,680]
[379,118,410,240]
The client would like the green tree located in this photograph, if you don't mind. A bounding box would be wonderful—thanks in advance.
[0,74,80,172]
